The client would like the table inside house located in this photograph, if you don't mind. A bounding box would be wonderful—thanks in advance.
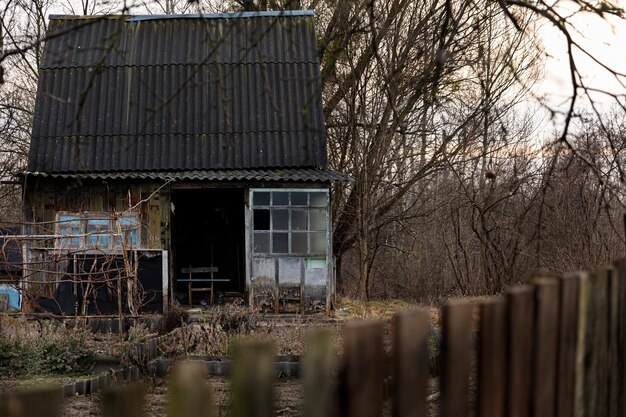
[179,267,229,306]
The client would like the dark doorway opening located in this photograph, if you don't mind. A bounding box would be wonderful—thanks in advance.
[172,189,245,304]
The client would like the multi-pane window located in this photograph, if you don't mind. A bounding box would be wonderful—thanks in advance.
[56,212,139,250]
[252,190,328,255]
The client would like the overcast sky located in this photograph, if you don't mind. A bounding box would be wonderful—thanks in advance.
[536,0,626,112]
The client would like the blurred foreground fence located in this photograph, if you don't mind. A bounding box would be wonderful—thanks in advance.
[2,260,626,417]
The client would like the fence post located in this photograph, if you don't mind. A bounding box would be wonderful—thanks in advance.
[574,272,589,417]
[581,268,610,417]
[608,266,619,417]
[101,384,145,417]
[343,320,384,417]
[557,274,580,417]
[167,361,214,417]
[302,329,337,417]
[439,300,473,417]
[477,298,506,417]
[614,259,626,417]
[506,286,534,417]
[231,340,274,417]
[392,309,430,417]
[0,387,64,417]
[532,278,560,417]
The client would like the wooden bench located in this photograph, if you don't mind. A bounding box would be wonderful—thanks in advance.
[180,266,229,306]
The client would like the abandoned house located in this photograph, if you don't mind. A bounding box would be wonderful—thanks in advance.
[21,11,346,315]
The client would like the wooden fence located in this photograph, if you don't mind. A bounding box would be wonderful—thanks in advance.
[2,260,626,417]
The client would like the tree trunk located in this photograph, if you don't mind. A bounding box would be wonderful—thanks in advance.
[335,251,344,295]
[357,233,370,300]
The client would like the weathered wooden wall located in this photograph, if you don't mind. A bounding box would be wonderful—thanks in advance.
[24,177,171,250]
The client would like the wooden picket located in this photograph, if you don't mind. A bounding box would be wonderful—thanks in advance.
[342,320,384,417]
[392,309,430,417]
[439,300,473,417]
[556,275,579,417]
[477,298,506,417]
[506,285,534,417]
[302,330,337,417]
[2,260,626,417]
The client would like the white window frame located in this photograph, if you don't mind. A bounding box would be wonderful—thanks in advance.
[250,189,329,256]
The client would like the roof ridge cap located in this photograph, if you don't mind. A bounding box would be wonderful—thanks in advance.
[49,10,315,21]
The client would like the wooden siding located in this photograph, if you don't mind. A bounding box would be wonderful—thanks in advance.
[25,177,171,250]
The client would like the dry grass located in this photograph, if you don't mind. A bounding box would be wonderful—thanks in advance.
[335,296,440,328]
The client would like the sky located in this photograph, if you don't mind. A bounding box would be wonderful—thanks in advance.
[536,0,626,114]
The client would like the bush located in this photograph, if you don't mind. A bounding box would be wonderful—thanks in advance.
[0,321,94,378]
[159,304,190,335]
[212,301,259,334]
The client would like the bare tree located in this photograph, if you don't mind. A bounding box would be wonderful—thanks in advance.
[0,0,625,302]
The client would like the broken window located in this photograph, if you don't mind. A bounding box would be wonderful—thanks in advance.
[251,189,328,255]
[55,212,140,251]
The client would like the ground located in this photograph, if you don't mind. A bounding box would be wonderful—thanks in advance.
[1,297,444,416]
[62,377,304,417]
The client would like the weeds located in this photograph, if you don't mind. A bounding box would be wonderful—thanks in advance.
[0,318,94,378]
[127,322,151,345]
[159,304,189,335]
[211,301,260,334]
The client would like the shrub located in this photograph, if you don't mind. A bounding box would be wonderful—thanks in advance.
[212,301,260,334]
[159,304,190,335]
[0,321,94,378]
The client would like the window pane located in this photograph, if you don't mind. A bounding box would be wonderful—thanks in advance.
[291,232,308,253]
[310,232,327,253]
[100,234,111,247]
[310,192,327,207]
[305,258,326,269]
[119,216,136,227]
[58,214,80,223]
[87,235,98,246]
[290,192,307,206]
[272,209,289,230]
[253,209,270,230]
[86,219,110,247]
[272,191,289,206]
[59,235,81,248]
[253,191,270,206]
[118,215,139,248]
[58,217,81,234]
[59,225,81,236]
[254,232,270,253]
[87,218,109,230]
[122,230,137,246]
[88,234,111,247]
[310,209,327,231]
[291,210,307,231]
[57,214,81,248]
[272,233,288,253]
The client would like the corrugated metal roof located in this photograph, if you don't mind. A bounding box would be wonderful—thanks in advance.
[29,12,327,173]
[25,168,350,182]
